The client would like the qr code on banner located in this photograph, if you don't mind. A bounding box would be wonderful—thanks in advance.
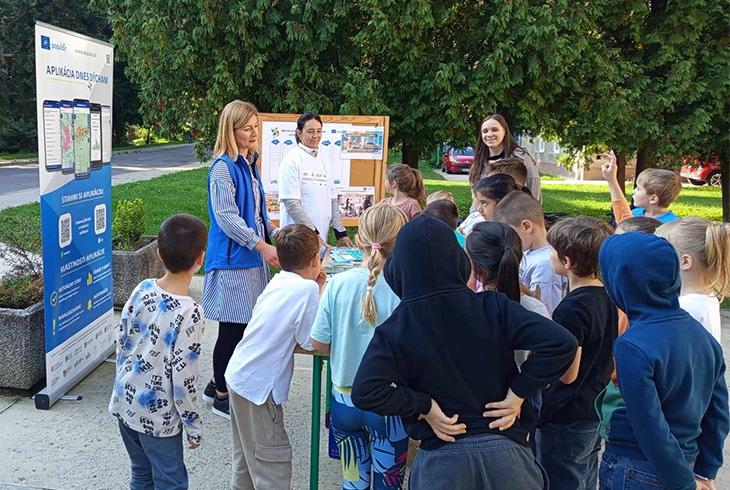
[59,213,72,248]
[94,204,106,235]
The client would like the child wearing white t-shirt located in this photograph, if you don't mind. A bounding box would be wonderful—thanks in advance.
[656,217,730,342]
[225,224,326,489]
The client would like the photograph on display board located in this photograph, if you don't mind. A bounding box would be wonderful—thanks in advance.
[340,128,384,160]
[337,187,375,218]
[265,192,280,220]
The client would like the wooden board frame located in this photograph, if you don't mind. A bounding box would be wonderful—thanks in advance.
[258,113,390,228]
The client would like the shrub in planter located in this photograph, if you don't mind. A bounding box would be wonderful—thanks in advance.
[112,199,165,308]
[112,198,144,250]
[0,217,45,389]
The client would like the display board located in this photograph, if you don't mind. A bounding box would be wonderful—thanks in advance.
[258,113,389,227]
[34,22,114,409]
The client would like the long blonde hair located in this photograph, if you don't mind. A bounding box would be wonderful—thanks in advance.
[656,217,730,299]
[213,100,258,160]
[358,204,408,325]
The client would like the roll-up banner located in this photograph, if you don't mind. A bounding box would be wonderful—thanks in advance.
[34,21,114,409]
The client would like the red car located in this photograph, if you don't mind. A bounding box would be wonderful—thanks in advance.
[680,156,722,187]
[441,146,474,174]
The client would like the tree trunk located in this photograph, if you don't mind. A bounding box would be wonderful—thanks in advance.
[402,144,421,168]
[634,141,654,188]
[719,147,730,223]
[145,127,152,145]
[615,152,627,196]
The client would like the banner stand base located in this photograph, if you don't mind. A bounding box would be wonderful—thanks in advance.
[34,388,51,410]
[34,389,84,409]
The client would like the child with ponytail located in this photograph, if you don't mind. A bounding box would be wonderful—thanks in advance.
[381,164,427,220]
[655,217,730,342]
[466,221,550,320]
[310,203,409,489]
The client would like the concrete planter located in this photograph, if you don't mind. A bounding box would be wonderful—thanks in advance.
[0,301,45,389]
[113,236,165,309]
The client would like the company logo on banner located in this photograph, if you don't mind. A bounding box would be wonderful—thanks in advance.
[34,22,114,409]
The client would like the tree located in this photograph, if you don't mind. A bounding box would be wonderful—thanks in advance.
[0,0,142,152]
[542,0,730,204]
[96,0,364,160]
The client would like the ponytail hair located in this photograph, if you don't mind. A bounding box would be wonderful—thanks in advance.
[387,164,427,206]
[358,204,408,324]
[465,221,523,301]
[706,223,730,299]
[656,217,730,299]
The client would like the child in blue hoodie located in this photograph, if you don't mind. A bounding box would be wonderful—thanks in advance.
[597,232,729,490]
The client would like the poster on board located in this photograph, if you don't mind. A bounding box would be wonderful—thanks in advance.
[260,120,297,193]
[340,128,385,160]
[34,22,114,409]
[337,187,375,218]
[260,120,354,193]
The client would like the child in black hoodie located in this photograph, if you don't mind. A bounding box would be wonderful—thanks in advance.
[351,215,577,489]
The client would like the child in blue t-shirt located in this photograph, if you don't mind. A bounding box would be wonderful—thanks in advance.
[310,203,409,489]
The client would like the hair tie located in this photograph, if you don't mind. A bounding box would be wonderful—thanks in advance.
[366,285,375,291]
[371,242,382,250]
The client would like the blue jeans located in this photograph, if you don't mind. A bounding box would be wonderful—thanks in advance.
[409,433,547,490]
[118,420,188,490]
[537,420,600,490]
[599,451,672,489]
[331,389,408,489]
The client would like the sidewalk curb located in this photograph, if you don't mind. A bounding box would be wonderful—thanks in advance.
[0,143,195,167]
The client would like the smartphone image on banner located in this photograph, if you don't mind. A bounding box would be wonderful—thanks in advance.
[60,100,74,174]
[72,99,91,179]
[43,100,62,171]
[101,105,112,164]
[90,103,102,170]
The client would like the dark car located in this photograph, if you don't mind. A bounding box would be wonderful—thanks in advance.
[680,156,722,187]
[441,146,475,174]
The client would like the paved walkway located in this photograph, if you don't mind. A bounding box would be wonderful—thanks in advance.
[1,275,729,489]
[0,276,342,490]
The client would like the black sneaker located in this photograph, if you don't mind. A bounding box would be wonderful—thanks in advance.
[202,380,216,403]
[212,394,230,420]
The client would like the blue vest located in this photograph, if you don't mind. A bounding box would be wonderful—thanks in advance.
[205,153,271,272]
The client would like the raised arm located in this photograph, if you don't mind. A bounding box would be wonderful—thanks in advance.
[599,151,632,224]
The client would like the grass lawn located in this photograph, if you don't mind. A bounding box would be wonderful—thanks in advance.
[0,164,726,305]
[0,164,724,249]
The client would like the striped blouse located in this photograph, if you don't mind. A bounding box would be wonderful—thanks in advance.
[203,157,271,324]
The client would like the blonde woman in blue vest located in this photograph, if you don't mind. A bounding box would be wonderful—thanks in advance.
[202,100,280,419]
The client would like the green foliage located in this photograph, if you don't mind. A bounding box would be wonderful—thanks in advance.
[112,198,145,250]
[0,274,43,309]
[0,215,43,309]
[0,119,37,153]
[96,1,618,162]
[541,0,730,169]
[0,1,142,151]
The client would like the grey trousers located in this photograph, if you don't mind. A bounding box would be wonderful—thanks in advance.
[229,389,293,490]
[409,433,547,490]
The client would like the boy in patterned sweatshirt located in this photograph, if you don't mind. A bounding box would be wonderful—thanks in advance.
[109,214,208,489]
